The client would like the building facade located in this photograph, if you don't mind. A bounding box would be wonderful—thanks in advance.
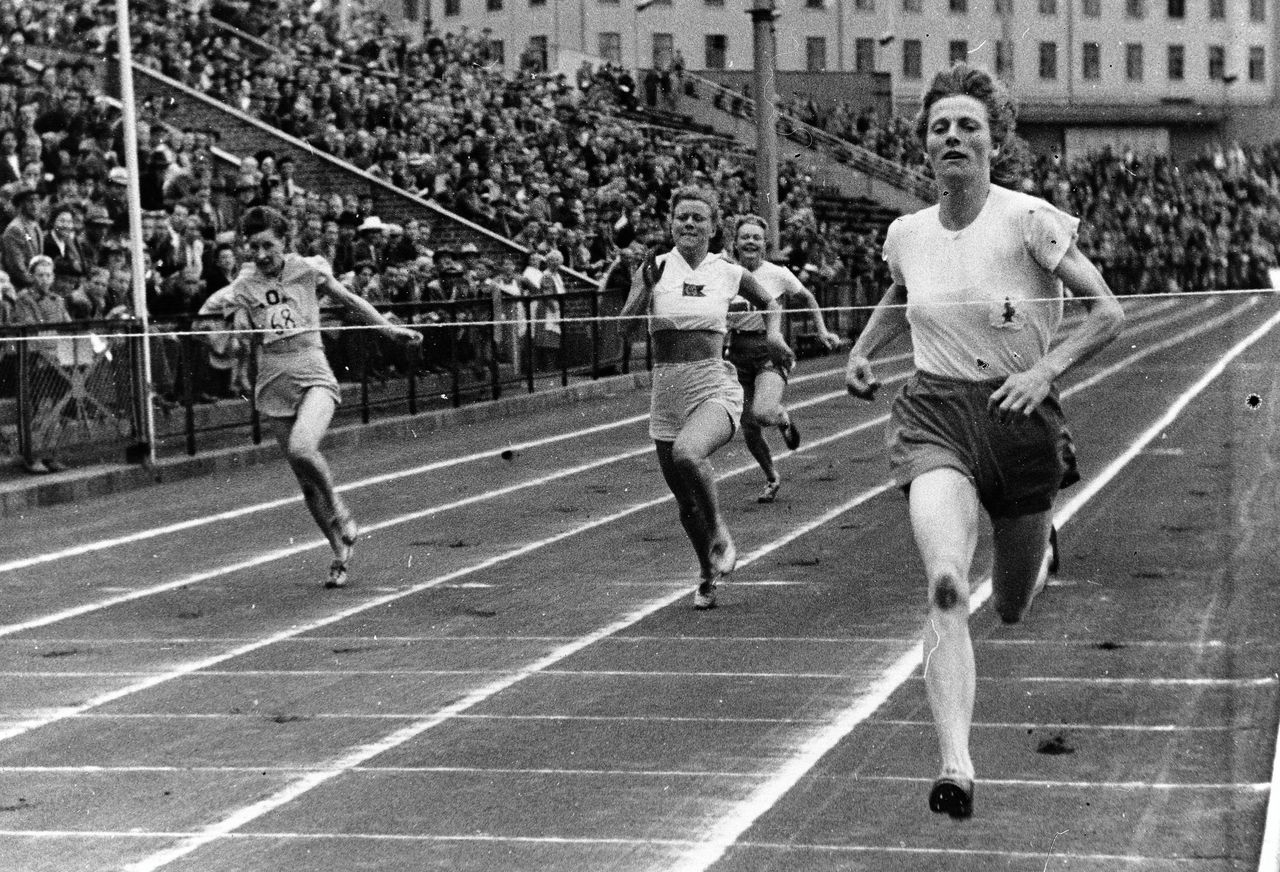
[387,0,1279,153]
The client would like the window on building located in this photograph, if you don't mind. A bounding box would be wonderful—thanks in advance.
[1082,0,1099,16]
[705,34,727,69]
[806,37,828,70]
[704,0,724,7]
[995,0,1013,14]
[1208,45,1225,80]
[903,38,923,78]
[950,0,967,11]
[1125,0,1144,18]
[1250,0,1266,22]
[529,0,546,6]
[854,0,875,9]
[599,0,620,4]
[1166,0,1184,17]
[949,40,968,64]
[1208,0,1224,19]
[653,33,673,69]
[1249,46,1265,81]
[1039,42,1057,79]
[805,0,823,8]
[486,0,502,9]
[1082,42,1100,79]
[403,0,420,20]
[1126,43,1144,80]
[1167,44,1184,80]
[996,40,1014,77]
[598,32,622,63]
[490,40,505,65]
[444,0,460,14]
[902,0,922,10]
[855,38,876,71]
[528,35,548,69]
[1039,0,1056,13]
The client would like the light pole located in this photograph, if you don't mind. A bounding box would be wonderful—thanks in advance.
[748,0,780,257]
[1222,73,1238,140]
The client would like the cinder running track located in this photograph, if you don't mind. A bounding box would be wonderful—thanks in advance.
[0,294,1277,872]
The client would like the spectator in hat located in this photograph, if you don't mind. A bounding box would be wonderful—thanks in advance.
[1,185,43,290]
[81,203,114,268]
[353,214,386,272]
[102,166,130,230]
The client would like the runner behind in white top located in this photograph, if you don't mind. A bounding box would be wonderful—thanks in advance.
[728,215,841,502]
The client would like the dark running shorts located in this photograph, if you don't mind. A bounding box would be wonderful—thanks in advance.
[726,331,788,387]
[888,370,1080,518]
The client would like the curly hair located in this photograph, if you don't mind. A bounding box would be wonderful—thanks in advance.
[669,186,720,226]
[733,213,768,236]
[239,205,290,239]
[913,63,1026,185]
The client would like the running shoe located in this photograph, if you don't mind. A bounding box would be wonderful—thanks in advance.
[779,417,801,450]
[929,775,974,819]
[326,512,358,589]
[693,577,717,610]
[757,478,781,503]
[327,558,349,588]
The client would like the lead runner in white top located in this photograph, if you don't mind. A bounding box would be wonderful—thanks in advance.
[729,215,841,503]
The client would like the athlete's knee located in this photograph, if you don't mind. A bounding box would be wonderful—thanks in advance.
[928,568,968,612]
[284,439,323,471]
[669,442,709,473]
[751,403,784,428]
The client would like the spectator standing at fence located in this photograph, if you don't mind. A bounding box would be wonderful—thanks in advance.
[13,254,72,474]
[620,186,794,609]
[532,248,566,371]
[0,267,16,396]
[843,64,1124,819]
[728,214,840,503]
[200,206,421,587]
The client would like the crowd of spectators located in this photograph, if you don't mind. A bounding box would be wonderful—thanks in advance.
[0,0,1278,471]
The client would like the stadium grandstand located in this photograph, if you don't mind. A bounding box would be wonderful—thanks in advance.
[0,0,1276,476]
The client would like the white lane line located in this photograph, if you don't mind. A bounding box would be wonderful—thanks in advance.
[0,829,1229,864]
[0,297,1222,640]
[1259,696,1280,872]
[85,667,1261,685]
[869,718,1245,732]
[120,487,898,871]
[0,296,1194,576]
[668,299,1280,872]
[0,765,1263,790]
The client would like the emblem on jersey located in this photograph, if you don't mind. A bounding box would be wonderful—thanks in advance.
[989,296,1026,330]
[682,282,706,298]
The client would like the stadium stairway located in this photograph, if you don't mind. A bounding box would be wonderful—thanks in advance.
[127,64,599,294]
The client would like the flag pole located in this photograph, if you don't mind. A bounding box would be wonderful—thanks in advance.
[115,0,157,466]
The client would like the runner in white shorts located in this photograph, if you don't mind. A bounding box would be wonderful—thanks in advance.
[201,206,422,588]
[619,187,794,609]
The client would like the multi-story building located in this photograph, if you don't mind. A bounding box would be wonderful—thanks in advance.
[378,0,1277,155]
